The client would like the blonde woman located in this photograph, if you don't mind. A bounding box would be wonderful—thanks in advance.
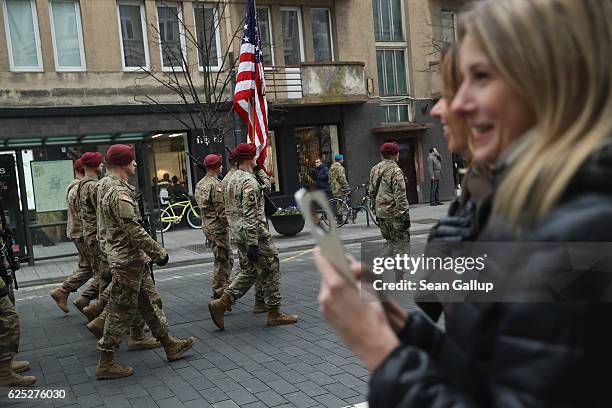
[314,0,612,406]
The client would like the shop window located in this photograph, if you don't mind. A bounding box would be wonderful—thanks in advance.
[151,133,190,206]
[295,125,339,188]
[264,131,280,193]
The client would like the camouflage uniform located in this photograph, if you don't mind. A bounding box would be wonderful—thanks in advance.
[59,178,97,298]
[0,246,18,363]
[223,169,281,306]
[98,178,169,353]
[368,159,410,256]
[329,162,349,198]
[86,175,147,336]
[78,176,112,297]
[195,174,233,298]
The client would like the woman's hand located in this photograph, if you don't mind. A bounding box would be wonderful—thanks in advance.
[314,247,400,372]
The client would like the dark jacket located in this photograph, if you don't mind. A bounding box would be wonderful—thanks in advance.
[369,143,612,407]
[315,164,330,193]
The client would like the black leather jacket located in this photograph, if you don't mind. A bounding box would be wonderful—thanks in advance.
[369,143,612,407]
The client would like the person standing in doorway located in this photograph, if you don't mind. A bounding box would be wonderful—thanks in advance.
[314,158,331,197]
[428,147,442,205]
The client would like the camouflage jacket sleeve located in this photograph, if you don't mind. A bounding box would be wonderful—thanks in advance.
[368,165,377,203]
[79,180,98,243]
[114,190,167,262]
[337,165,349,190]
[391,167,410,218]
[241,177,260,246]
[255,168,271,194]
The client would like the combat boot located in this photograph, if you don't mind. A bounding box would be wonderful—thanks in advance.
[213,287,232,312]
[128,326,161,351]
[82,303,101,322]
[266,306,298,326]
[73,296,90,314]
[95,351,133,380]
[0,360,36,386]
[160,334,196,361]
[208,293,232,330]
[11,360,30,373]
[49,287,70,313]
[252,299,268,314]
[86,312,107,339]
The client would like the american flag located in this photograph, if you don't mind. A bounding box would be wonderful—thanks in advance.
[233,0,268,166]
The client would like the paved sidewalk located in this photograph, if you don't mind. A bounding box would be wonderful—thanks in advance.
[17,203,449,288]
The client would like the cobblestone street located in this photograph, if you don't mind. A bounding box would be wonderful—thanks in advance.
[2,236,430,408]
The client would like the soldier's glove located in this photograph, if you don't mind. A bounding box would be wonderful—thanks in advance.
[403,217,411,230]
[247,245,259,263]
[428,201,476,242]
[157,254,169,266]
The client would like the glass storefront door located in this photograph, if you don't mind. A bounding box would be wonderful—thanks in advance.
[295,125,339,188]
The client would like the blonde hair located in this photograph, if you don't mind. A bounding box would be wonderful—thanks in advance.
[459,0,612,233]
[440,44,475,159]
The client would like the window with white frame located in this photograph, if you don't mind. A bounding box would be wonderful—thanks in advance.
[194,4,221,70]
[117,1,149,70]
[311,8,333,62]
[372,0,403,42]
[256,7,273,66]
[376,49,407,96]
[49,0,86,71]
[156,3,185,70]
[2,0,43,71]
[280,8,304,66]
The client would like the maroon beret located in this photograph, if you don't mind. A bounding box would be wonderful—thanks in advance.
[80,151,104,168]
[203,154,222,170]
[380,142,399,156]
[74,159,84,174]
[234,143,256,160]
[105,144,135,166]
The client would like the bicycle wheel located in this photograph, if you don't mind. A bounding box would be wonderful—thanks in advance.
[158,207,173,233]
[187,206,202,229]
[366,200,379,226]
[328,198,350,227]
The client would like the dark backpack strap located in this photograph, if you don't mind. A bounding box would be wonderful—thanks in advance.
[373,166,393,202]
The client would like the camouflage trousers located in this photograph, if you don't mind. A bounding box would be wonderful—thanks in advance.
[0,280,19,362]
[228,246,265,303]
[205,231,233,298]
[60,239,97,299]
[98,262,168,352]
[84,240,113,299]
[378,217,411,257]
[226,236,281,306]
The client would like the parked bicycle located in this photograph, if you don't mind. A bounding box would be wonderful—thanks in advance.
[157,194,202,232]
[319,184,379,228]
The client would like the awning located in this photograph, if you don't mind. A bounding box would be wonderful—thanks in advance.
[0,131,154,148]
[371,122,434,134]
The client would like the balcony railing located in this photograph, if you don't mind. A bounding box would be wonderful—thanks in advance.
[264,62,367,104]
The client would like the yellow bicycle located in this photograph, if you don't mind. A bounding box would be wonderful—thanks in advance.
[157,196,202,232]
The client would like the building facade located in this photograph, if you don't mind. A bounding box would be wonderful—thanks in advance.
[0,0,464,263]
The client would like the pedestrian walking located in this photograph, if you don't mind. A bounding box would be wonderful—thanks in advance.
[368,142,411,256]
[49,159,97,315]
[96,144,195,379]
[195,154,233,300]
[208,143,297,330]
[428,147,442,205]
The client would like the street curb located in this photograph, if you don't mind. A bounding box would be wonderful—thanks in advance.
[18,227,432,289]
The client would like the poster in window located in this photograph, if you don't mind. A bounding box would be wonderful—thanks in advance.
[30,160,74,212]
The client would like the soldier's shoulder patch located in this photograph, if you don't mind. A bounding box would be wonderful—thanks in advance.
[119,194,134,204]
